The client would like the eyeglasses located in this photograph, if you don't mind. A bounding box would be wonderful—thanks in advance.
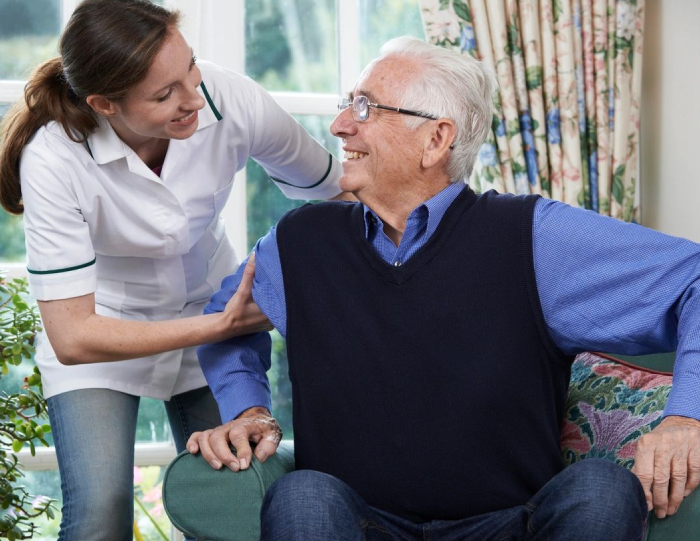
[338,96,439,123]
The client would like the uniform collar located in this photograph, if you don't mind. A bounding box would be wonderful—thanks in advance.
[86,81,222,165]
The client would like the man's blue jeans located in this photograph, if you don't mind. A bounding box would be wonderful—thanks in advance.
[47,386,221,541]
[261,459,648,541]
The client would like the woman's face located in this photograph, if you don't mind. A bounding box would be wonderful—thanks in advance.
[104,29,206,147]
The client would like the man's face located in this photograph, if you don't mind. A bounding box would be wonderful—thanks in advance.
[330,57,427,200]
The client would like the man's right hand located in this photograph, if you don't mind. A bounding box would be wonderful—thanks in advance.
[186,407,282,471]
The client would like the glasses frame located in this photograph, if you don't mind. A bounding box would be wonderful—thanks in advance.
[338,96,439,122]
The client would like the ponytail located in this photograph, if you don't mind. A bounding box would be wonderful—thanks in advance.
[0,57,97,214]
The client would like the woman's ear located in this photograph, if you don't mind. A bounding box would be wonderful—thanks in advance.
[421,119,457,170]
[86,95,120,117]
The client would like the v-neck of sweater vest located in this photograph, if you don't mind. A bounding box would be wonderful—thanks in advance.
[350,185,478,285]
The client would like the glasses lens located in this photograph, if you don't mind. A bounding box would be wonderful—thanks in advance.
[338,97,351,112]
[353,96,369,122]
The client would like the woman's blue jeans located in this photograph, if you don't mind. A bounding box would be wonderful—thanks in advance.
[47,386,221,541]
[261,459,649,541]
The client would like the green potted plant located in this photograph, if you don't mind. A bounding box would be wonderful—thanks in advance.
[0,273,56,540]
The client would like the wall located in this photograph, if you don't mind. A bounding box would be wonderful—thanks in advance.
[641,0,700,241]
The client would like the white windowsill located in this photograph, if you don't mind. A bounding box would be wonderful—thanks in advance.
[16,442,178,471]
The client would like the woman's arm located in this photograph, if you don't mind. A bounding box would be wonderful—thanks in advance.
[38,254,271,365]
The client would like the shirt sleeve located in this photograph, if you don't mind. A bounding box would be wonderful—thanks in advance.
[247,78,343,200]
[198,227,287,423]
[533,198,700,421]
[20,135,97,301]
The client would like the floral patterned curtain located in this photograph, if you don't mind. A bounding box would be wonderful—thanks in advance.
[419,0,644,221]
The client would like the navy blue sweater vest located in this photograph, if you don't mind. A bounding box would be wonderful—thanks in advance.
[276,187,573,523]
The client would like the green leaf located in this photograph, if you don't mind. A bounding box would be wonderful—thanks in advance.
[553,0,564,22]
[41,424,51,433]
[47,507,55,520]
[526,66,542,90]
[453,0,471,22]
[612,165,626,204]
[12,440,22,453]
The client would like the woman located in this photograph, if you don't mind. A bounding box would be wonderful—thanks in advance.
[0,0,342,539]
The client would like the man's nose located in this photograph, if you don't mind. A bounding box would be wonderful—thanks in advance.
[330,106,357,139]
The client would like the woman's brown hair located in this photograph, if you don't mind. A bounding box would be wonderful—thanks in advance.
[0,0,180,214]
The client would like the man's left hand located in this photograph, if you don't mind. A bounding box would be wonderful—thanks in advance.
[632,415,700,518]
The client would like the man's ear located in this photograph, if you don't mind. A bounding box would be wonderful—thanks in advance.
[85,95,120,117]
[421,119,457,170]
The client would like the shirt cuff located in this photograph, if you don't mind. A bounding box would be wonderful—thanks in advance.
[28,263,97,301]
[217,378,272,424]
[272,154,343,201]
[663,379,700,421]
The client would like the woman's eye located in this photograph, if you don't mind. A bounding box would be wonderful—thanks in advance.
[158,88,174,102]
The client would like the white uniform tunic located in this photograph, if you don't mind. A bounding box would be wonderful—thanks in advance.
[20,61,341,399]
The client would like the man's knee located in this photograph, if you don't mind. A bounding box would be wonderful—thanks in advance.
[529,460,647,541]
[262,470,351,518]
[261,470,377,540]
[565,459,646,513]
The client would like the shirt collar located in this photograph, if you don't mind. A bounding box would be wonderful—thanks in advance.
[86,82,221,166]
[362,181,467,239]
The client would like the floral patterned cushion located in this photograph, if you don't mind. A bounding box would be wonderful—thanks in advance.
[561,352,673,469]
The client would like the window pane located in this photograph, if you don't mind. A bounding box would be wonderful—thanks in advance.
[136,398,172,443]
[0,213,25,262]
[246,114,340,438]
[0,0,61,80]
[246,114,340,247]
[358,0,426,68]
[245,0,338,93]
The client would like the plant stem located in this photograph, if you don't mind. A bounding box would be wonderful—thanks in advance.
[133,495,169,541]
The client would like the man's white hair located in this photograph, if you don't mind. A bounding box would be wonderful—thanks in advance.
[377,36,498,182]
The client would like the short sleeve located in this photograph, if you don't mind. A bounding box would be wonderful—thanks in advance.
[20,132,97,301]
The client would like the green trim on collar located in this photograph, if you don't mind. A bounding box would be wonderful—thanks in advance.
[200,81,222,121]
[271,153,333,189]
[27,258,97,275]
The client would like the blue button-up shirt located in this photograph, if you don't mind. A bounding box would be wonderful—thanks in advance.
[200,182,700,425]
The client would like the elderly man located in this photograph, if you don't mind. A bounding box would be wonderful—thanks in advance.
[190,37,700,540]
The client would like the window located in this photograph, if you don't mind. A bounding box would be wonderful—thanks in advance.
[0,0,425,538]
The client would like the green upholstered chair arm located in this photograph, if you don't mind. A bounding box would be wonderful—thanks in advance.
[647,490,700,541]
[163,441,295,541]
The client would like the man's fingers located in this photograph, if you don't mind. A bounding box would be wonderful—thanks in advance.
[651,451,672,518]
[686,446,700,496]
[632,440,655,511]
[187,431,201,454]
[228,428,254,471]
[254,438,280,463]
[206,429,238,471]
[196,430,223,470]
[667,452,688,515]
